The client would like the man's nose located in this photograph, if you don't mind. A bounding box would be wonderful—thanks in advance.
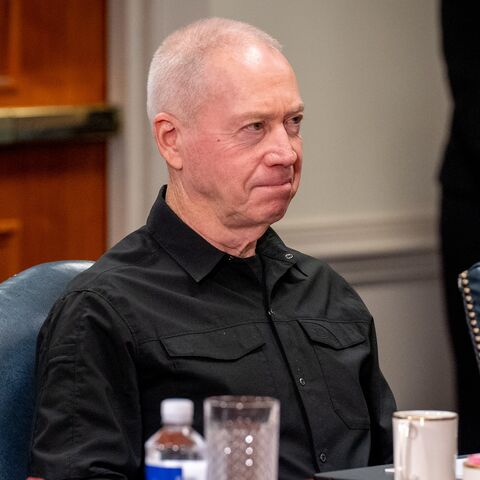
[264,126,298,166]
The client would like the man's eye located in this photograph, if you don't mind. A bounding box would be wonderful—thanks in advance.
[289,115,303,125]
[245,122,264,132]
[286,115,303,133]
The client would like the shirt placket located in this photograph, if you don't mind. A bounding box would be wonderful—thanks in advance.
[262,255,333,472]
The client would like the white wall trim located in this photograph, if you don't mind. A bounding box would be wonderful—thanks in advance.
[275,212,440,285]
[328,251,441,286]
[276,211,437,259]
[107,0,153,245]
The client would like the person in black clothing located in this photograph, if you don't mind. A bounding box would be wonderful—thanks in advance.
[28,18,396,480]
[439,0,480,454]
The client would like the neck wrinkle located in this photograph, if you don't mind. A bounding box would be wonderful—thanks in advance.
[165,183,266,258]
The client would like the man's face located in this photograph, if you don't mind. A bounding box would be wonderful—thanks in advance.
[179,43,304,230]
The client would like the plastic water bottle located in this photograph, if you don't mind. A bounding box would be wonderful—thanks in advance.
[145,398,207,480]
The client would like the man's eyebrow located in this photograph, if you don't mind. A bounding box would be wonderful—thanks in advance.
[289,103,305,115]
[234,104,305,123]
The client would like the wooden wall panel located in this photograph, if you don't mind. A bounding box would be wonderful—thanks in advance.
[0,0,20,90]
[0,0,107,281]
[0,219,21,280]
[0,143,106,275]
[0,0,106,106]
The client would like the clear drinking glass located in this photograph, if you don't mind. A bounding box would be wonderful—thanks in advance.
[204,396,280,480]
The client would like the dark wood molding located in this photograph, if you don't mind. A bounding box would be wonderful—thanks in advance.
[0,104,120,145]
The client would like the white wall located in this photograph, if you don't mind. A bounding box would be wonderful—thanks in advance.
[107,0,455,411]
[358,278,454,410]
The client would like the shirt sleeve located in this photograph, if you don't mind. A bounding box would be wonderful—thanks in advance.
[362,320,397,465]
[28,290,142,480]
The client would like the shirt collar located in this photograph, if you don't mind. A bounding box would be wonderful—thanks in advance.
[257,228,309,278]
[146,186,307,282]
[146,186,224,282]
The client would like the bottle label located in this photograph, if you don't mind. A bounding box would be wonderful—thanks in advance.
[145,465,182,480]
[145,460,207,480]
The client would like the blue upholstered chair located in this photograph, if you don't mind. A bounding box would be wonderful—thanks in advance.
[459,262,480,376]
[0,260,94,480]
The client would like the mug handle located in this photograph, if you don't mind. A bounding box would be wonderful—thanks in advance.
[398,419,417,480]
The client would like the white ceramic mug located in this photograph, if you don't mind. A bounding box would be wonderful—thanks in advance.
[393,410,457,480]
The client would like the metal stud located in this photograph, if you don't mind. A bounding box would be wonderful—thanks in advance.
[460,271,468,279]
[471,319,478,327]
[466,295,473,303]
[476,336,480,342]
[467,304,474,311]
[465,287,471,294]
[474,327,480,334]
[469,311,476,319]
[462,278,470,286]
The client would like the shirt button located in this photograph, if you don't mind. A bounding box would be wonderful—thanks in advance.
[267,308,274,317]
[285,253,294,260]
[298,377,306,386]
[319,452,327,463]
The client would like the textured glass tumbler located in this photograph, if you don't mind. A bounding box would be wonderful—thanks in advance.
[204,396,280,480]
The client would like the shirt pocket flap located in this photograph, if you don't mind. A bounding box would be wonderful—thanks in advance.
[161,324,265,360]
[299,320,367,350]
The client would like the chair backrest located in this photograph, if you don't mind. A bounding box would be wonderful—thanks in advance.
[0,260,94,480]
[459,262,480,375]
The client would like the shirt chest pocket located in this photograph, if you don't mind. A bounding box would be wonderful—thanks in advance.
[160,323,277,396]
[299,319,371,430]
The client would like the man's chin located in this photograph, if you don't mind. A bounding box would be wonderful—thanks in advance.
[243,192,294,226]
[257,204,290,226]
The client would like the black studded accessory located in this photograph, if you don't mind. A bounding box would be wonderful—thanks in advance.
[459,264,480,374]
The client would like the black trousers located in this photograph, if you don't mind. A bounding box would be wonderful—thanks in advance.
[440,192,480,454]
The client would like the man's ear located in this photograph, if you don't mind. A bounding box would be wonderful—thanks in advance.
[152,113,183,170]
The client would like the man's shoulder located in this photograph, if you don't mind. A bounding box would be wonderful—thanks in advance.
[291,248,343,282]
[66,225,165,294]
[291,248,372,323]
[38,226,166,343]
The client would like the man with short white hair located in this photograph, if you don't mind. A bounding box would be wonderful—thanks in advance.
[29,18,395,480]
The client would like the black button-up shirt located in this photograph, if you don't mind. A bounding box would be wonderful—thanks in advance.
[29,186,395,480]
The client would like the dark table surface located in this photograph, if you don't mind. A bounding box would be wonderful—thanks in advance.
[315,457,465,480]
[315,464,393,480]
